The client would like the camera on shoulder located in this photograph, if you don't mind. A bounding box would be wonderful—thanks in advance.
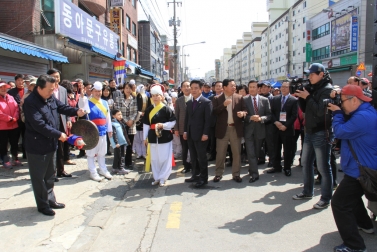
[288,78,311,94]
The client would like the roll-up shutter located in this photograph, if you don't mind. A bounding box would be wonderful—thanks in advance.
[0,56,48,82]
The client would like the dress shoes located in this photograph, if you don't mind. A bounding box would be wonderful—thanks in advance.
[284,169,292,176]
[77,153,86,158]
[213,175,222,182]
[195,180,208,188]
[249,177,259,183]
[57,171,72,178]
[49,201,65,209]
[233,176,242,183]
[181,168,191,173]
[185,177,198,183]
[207,156,216,161]
[38,208,55,216]
[54,177,59,182]
[266,168,282,174]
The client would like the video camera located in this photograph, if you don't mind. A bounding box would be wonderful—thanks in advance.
[288,78,310,94]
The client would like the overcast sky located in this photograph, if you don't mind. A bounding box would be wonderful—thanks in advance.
[138,0,269,78]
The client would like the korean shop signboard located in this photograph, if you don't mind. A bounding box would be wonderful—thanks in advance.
[55,0,119,56]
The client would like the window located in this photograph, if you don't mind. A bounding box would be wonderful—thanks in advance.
[132,22,136,36]
[133,50,137,62]
[303,1,306,8]
[132,0,136,7]
[293,24,295,30]
[293,51,296,56]
[312,22,330,40]
[293,10,295,16]
[126,15,130,30]
[303,46,305,53]
[303,32,305,38]
[127,47,131,60]
[303,17,306,23]
[122,42,125,57]
[41,0,55,30]
[150,32,156,53]
[312,46,330,60]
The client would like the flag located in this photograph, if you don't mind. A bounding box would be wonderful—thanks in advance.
[113,60,126,86]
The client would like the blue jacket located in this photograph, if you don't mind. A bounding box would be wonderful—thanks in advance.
[202,91,213,99]
[23,89,78,155]
[110,119,128,148]
[332,102,377,178]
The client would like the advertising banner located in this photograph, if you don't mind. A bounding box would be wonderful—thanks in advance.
[330,9,357,53]
[110,8,122,44]
[350,16,358,51]
[55,0,119,56]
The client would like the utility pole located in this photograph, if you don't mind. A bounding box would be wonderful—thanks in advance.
[168,0,181,86]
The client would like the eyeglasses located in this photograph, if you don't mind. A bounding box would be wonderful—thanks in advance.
[341,96,354,103]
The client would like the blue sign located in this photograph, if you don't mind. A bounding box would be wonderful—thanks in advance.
[356,70,361,76]
[350,16,358,52]
[55,0,119,56]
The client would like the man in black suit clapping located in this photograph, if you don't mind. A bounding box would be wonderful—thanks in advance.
[183,80,212,187]
[267,80,298,176]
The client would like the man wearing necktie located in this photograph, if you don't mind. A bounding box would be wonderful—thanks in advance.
[240,80,271,183]
[183,80,212,187]
[267,81,298,176]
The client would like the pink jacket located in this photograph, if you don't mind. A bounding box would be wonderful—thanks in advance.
[0,94,19,130]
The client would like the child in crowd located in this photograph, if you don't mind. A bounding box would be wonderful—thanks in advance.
[110,109,131,175]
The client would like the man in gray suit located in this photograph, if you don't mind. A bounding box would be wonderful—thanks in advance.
[239,80,271,183]
[47,69,73,179]
[174,81,192,173]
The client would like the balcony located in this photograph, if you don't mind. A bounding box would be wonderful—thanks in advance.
[81,0,106,17]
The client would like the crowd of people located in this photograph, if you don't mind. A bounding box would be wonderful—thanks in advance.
[0,63,376,251]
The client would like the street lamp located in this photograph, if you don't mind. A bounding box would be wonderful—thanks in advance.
[181,41,206,82]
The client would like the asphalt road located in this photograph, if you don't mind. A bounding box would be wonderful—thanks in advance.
[0,152,376,252]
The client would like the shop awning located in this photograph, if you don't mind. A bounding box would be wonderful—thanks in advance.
[328,66,352,73]
[68,39,116,59]
[0,33,68,63]
[136,67,155,78]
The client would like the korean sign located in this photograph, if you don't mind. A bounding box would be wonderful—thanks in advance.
[350,16,358,51]
[110,0,124,7]
[55,0,119,56]
[330,9,357,53]
[110,8,122,44]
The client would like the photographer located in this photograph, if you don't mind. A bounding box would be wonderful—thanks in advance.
[327,84,377,252]
[292,63,334,209]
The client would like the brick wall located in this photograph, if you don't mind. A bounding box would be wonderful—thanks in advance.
[0,0,41,42]
[122,0,138,63]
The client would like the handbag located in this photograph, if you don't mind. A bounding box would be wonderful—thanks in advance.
[347,141,377,201]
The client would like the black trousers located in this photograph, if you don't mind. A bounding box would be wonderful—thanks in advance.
[187,137,209,181]
[208,126,216,158]
[56,119,67,175]
[0,128,20,162]
[179,134,191,170]
[18,121,26,157]
[113,145,125,169]
[28,151,57,211]
[259,124,275,162]
[292,129,304,164]
[331,175,373,250]
[273,130,294,171]
[106,134,111,154]
[125,134,134,166]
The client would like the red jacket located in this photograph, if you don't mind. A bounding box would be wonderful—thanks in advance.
[0,94,19,130]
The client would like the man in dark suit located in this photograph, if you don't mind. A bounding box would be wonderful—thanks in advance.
[183,80,212,187]
[23,74,85,216]
[240,80,271,183]
[212,79,246,183]
[267,80,298,176]
[174,81,192,173]
[47,69,73,179]
[8,74,27,159]
[207,81,223,161]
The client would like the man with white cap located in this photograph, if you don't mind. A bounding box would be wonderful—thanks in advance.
[143,84,176,186]
[79,81,113,181]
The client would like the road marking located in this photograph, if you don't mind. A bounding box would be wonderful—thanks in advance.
[166,201,182,229]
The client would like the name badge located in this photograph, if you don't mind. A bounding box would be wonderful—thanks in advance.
[279,112,287,122]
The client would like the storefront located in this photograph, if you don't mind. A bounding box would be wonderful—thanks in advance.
[0,33,68,82]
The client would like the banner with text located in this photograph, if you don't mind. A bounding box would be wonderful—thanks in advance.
[55,0,119,56]
[110,8,122,44]
[350,16,358,51]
